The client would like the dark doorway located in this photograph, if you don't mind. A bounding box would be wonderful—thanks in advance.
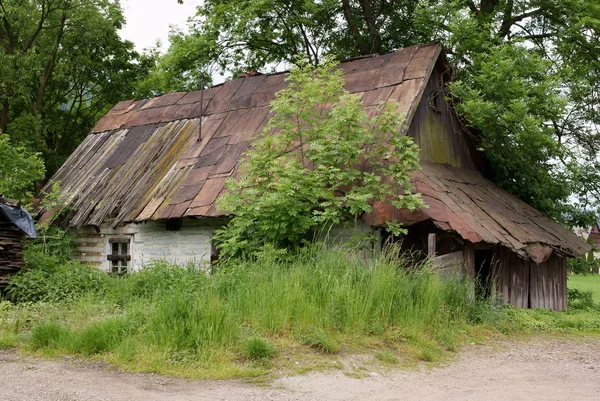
[474,248,493,298]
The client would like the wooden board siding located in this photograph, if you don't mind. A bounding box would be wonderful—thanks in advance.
[492,246,567,311]
[529,255,567,311]
[73,228,104,267]
[406,63,480,171]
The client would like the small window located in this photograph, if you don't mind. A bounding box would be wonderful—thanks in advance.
[107,238,131,274]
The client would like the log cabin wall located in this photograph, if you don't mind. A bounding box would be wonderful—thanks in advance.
[492,245,567,311]
[0,214,26,287]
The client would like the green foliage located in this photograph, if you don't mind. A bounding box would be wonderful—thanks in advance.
[29,321,69,350]
[2,180,103,303]
[0,133,45,201]
[300,329,341,354]
[215,60,423,258]
[449,44,569,219]
[567,237,600,275]
[500,306,600,332]
[4,256,108,303]
[0,0,148,176]
[2,246,600,376]
[143,0,340,85]
[375,351,399,364]
[72,317,131,356]
[567,288,600,311]
[568,273,600,302]
[426,0,600,225]
[146,292,238,353]
[242,336,276,361]
[568,254,600,276]
[149,0,431,82]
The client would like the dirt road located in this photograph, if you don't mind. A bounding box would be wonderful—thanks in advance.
[1,335,599,401]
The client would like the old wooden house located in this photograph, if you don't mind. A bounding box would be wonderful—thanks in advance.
[0,197,37,286]
[41,42,589,310]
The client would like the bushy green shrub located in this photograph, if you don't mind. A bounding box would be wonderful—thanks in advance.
[568,288,600,311]
[72,317,130,355]
[5,256,108,303]
[146,292,238,353]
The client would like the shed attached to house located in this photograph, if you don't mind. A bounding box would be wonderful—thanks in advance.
[41,42,589,309]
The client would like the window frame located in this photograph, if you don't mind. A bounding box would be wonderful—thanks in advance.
[107,237,131,274]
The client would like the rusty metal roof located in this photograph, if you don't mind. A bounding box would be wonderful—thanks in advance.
[43,41,588,259]
[364,163,590,260]
[44,42,441,228]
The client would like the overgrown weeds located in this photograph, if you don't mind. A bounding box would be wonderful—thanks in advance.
[2,246,599,378]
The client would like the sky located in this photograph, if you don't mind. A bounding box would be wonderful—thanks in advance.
[119,0,203,53]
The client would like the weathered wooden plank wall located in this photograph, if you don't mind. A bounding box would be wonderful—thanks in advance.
[406,63,481,171]
[493,246,567,311]
[529,255,567,311]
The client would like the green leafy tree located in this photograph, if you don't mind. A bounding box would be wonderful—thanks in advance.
[214,60,423,259]
[0,0,148,176]
[150,1,429,86]
[0,133,44,202]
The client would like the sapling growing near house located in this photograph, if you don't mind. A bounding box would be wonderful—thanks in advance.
[215,59,424,258]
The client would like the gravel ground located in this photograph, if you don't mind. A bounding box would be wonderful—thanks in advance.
[1,335,599,401]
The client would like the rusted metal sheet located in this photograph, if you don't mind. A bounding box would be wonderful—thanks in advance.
[360,86,394,106]
[364,162,590,259]
[140,92,186,110]
[177,86,220,105]
[205,78,244,114]
[189,177,228,209]
[213,142,248,175]
[229,75,267,110]
[404,44,441,80]
[90,44,440,134]
[250,73,286,107]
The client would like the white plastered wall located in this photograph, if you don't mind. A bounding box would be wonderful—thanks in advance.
[73,218,223,272]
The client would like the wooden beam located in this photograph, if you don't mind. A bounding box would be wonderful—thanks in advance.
[427,233,436,256]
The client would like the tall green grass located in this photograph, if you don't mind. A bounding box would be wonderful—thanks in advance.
[2,246,496,377]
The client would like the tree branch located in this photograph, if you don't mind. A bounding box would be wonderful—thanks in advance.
[499,7,544,38]
[341,0,368,55]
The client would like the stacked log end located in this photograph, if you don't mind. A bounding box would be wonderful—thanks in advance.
[0,215,26,287]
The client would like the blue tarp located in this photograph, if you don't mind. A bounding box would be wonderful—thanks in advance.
[0,203,37,238]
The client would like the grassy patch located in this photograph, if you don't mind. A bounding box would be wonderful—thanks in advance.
[2,247,600,378]
[568,274,600,303]
[375,351,398,364]
[242,337,276,361]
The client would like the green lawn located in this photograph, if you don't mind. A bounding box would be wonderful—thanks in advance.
[568,274,600,303]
